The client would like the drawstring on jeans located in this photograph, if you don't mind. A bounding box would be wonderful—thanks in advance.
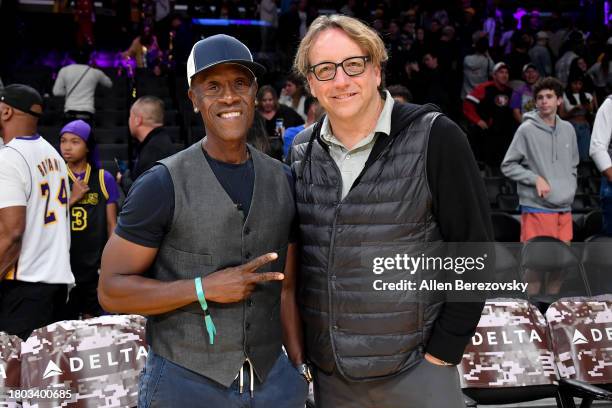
[239,359,255,398]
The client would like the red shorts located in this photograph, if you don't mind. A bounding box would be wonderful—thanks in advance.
[520,212,573,242]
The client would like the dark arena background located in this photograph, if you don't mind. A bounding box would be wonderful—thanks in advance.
[1,0,612,407]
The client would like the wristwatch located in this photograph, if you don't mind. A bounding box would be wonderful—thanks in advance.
[296,363,313,383]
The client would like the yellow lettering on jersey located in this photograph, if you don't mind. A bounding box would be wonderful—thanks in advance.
[71,206,88,231]
[79,192,99,205]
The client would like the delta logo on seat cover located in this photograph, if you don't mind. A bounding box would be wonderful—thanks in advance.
[42,360,63,379]
[572,329,588,345]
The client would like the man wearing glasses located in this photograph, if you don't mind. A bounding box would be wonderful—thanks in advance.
[288,15,493,407]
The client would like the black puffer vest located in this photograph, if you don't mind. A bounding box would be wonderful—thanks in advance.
[290,103,445,381]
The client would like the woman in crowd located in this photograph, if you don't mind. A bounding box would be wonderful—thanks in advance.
[278,73,308,120]
[560,73,595,162]
[257,85,304,160]
[59,120,120,319]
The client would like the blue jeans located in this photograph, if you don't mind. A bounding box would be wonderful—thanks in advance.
[601,177,612,236]
[572,122,591,162]
[138,349,308,408]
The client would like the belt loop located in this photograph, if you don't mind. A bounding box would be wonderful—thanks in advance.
[239,365,244,394]
[249,360,254,398]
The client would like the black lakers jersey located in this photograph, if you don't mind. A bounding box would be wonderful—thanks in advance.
[68,164,109,281]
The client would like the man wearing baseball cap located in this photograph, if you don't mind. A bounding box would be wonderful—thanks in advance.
[510,63,541,124]
[0,84,74,339]
[100,35,307,407]
[464,61,515,166]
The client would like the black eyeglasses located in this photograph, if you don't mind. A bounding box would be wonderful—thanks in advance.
[308,56,370,81]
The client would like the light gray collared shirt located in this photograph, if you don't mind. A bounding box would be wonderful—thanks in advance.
[320,91,394,199]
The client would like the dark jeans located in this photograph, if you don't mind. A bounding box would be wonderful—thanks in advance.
[601,177,612,236]
[139,349,308,408]
[313,359,465,408]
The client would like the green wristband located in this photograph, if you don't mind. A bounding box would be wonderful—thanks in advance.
[195,277,217,345]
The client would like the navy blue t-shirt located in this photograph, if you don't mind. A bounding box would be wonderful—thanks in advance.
[116,148,295,248]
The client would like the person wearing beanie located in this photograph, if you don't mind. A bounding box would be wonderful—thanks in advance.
[0,84,74,339]
[59,119,120,319]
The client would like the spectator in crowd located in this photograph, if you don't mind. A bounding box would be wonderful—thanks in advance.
[529,31,553,77]
[0,84,74,339]
[560,73,594,162]
[52,49,113,125]
[59,120,119,319]
[282,96,322,159]
[290,14,492,408]
[587,40,612,102]
[507,33,533,80]
[436,25,459,74]
[555,31,583,86]
[122,25,162,74]
[590,95,612,235]
[74,0,95,47]
[464,62,514,166]
[385,19,410,86]
[117,95,175,192]
[100,34,308,407]
[387,84,412,104]
[279,73,308,120]
[569,56,596,96]
[502,77,578,243]
[416,50,454,116]
[259,0,278,52]
[511,63,540,124]
[461,33,494,99]
[257,85,304,160]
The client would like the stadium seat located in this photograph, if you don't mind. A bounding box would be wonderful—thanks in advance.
[546,298,612,407]
[520,236,590,313]
[39,110,62,126]
[95,110,127,128]
[484,177,506,207]
[0,331,22,392]
[94,127,129,144]
[582,210,603,240]
[458,299,563,406]
[20,315,146,407]
[581,235,612,295]
[95,96,128,111]
[496,194,519,213]
[99,143,129,160]
[491,212,521,242]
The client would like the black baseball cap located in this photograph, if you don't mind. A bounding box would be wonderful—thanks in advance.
[186,34,266,86]
[0,84,43,118]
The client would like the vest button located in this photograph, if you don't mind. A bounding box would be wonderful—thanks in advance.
[244,227,251,235]
[247,299,254,307]
[245,252,252,259]
[332,325,339,331]
[245,322,251,330]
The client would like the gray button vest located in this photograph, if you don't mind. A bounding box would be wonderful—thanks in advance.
[291,108,444,381]
[146,141,295,387]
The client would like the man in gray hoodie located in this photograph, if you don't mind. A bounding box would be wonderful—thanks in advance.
[501,77,578,243]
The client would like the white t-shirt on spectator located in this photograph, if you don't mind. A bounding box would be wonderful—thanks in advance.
[0,136,74,284]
